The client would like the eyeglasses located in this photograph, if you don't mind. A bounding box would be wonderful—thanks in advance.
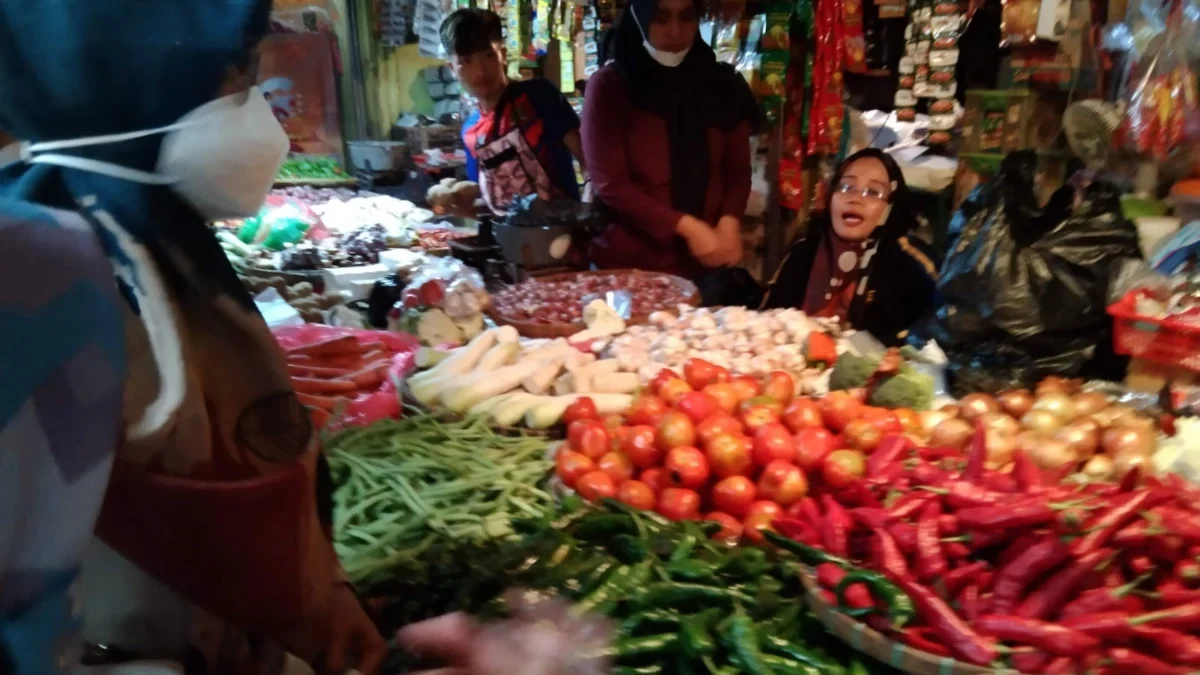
[835,181,888,202]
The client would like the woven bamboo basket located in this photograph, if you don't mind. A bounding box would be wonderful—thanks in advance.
[799,570,1021,675]
[485,269,701,339]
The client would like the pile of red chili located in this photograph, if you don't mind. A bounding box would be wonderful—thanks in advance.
[769,425,1200,674]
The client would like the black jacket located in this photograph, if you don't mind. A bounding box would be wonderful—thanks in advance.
[761,227,939,346]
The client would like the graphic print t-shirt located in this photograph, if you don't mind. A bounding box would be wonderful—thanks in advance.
[462,78,581,200]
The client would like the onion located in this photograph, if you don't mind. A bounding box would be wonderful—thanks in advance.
[997,389,1035,418]
[986,425,1018,467]
[1083,454,1114,481]
[1092,404,1135,428]
[939,404,962,418]
[931,418,974,450]
[919,410,953,435]
[1115,414,1157,434]
[1068,417,1100,436]
[980,412,1021,436]
[1071,391,1111,419]
[1101,426,1155,458]
[1036,376,1071,395]
[960,393,1001,422]
[1056,422,1100,457]
[1033,392,1075,421]
[1022,410,1064,434]
[1015,430,1044,455]
[1113,451,1154,479]
[1029,439,1079,471]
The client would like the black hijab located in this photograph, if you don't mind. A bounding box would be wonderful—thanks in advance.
[609,0,760,219]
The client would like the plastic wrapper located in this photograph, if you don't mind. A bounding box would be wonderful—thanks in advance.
[1118,24,1200,162]
[1000,0,1040,46]
[403,257,489,320]
[916,151,1143,393]
[238,199,321,251]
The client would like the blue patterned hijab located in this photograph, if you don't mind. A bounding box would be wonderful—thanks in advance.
[0,0,272,305]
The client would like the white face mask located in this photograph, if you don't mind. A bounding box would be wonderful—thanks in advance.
[20,86,288,220]
[631,10,691,68]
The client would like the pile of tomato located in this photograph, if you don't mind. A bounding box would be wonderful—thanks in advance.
[553,358,920,542]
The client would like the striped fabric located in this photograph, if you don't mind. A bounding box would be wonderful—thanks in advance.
[0,200,127,675]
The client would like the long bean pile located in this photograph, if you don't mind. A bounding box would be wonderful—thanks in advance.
[327,412,555,584]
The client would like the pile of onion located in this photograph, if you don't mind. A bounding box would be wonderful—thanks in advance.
[916,382,1158,479]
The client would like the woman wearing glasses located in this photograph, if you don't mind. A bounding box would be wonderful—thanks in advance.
[761,149,938,346]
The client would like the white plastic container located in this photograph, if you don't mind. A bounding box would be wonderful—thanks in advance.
[1134,216,1182,256]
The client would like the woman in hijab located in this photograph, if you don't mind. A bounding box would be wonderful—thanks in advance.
[582,0,759,278]
[0,1,384,673]
[761,149,939,345]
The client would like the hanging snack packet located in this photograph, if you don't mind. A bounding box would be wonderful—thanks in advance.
[843,0,867,72]
[762,1,792,50]
[715,19,742,62]
[1119,30,1200,161]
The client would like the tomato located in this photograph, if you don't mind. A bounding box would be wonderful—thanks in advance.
[676,391,719,425]
[711,475,757,518]
[746,500,784,520]
[705,512,744,543]
[658,378,694,407]
[703,383,741,415]
[741,395,785,417]
[563,397,598,426]
[597,451,635,484]
[728,376,761,403]
[782,397,824,433]
[663,446,710,489]
[627,394,669,426]
[577,424,612,460]
[752,423,797,466]
[555,450,597,488]
[820,391,864,432]
[657,487,702,521]
[622,425,662,469]
[823,449,867,489]
[576,470,617,502]
[893,408,921,434]
[683,358,724,391]
[616,480,656,510]
[861,407,903,435]
[656,411,696,451]
[610,425,633,452]
[640,468,668,493]
[741,403,782,434]
[757,460,808,506]
[649,368,683,396]
[696,412,744,447]
[762,371,796,403]
[742,512,777,543]
[843,419,883,453]
[794,427,838,473]
[705,434,754,479]
[601,414,625,431]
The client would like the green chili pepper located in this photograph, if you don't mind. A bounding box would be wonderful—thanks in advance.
[609,534,649,564]
[848,656,870,675]
[668,533,699,563]
[614,666,664,675]
[834,569,916,629]
[762,654,821,675]
[571,514,635,540]
[763,635,838,671]
[620,610,681,636]
[763,530,851,566]
[721,547,771,578]
[634,582,752,609]
[615,633,677,658]
[666,558,719,583]
[679,608,721,658]
[722,613,771,675]
[570,560,616,599]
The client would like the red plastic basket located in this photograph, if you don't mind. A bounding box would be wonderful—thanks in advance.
[1107,291,1200,372]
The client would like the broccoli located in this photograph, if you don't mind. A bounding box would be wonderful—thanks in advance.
[828,353,879,391]
[869,369,935,411]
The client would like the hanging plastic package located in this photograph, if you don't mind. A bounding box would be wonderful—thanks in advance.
[915,151,1143,394]
[1117,17,1200,162]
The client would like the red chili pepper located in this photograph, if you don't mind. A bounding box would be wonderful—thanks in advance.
[1103,648,1187,675]
[1134,602,1200,632]
[1061,611,1143,640]
[821,494,851,557]
[816,562,846,588]
[975,614,1100,656]
[963,421,986,484]
[978,571,995,593]
[1043,657,1074,674]
[959,583,981,621]
[910,462,950,486]
[900,627,951,657]
[850,507,892,530]
[1115,520,1158,548]
[992,535,1071,615]
[1012,450,1044,491]
[1009,650,1052,674]
[871,526,911,580]
[943,541,970,559]
[1130,555,1155,577]
[998,534,1041,568]
[965,528,1013,552]
[1157,507,1200,544]
[1175,559,1200,586]
[1133,627,1200,666]
[982,470,1019,494]
[773,516,819,545]
[1071,491,1153,557]
[868,435,914,479]
[818,588,837,605]
[888,493,931,520]
[1016,549,1111,619]
[846,479,882,508]
[888,521,917,553]
[1119,464,1142,492]
[816,562,873,610]
[940,560,988,598]
[1148,533,1185,565]
[938,514,959,535]
[1157,582,1200,607]
[888,574,998,666]
[956,499,1057,530]
[1061,578,1149,619]
[930,481,1008,509]
[916,500,948,581]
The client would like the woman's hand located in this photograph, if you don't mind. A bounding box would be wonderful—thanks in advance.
[677,215,730,269]
[716,215,744,266]
[321,584,388,675]
[396,612,477,674]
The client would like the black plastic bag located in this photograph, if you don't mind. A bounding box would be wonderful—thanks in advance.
[697,267,764,308]
[919,151,1141,394]
[505,193,608,233]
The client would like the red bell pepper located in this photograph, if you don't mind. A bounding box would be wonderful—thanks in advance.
[974,615,1100,656]
[804,331,838,366]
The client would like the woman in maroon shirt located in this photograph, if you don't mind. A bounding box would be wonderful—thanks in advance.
[582,0,759,279]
